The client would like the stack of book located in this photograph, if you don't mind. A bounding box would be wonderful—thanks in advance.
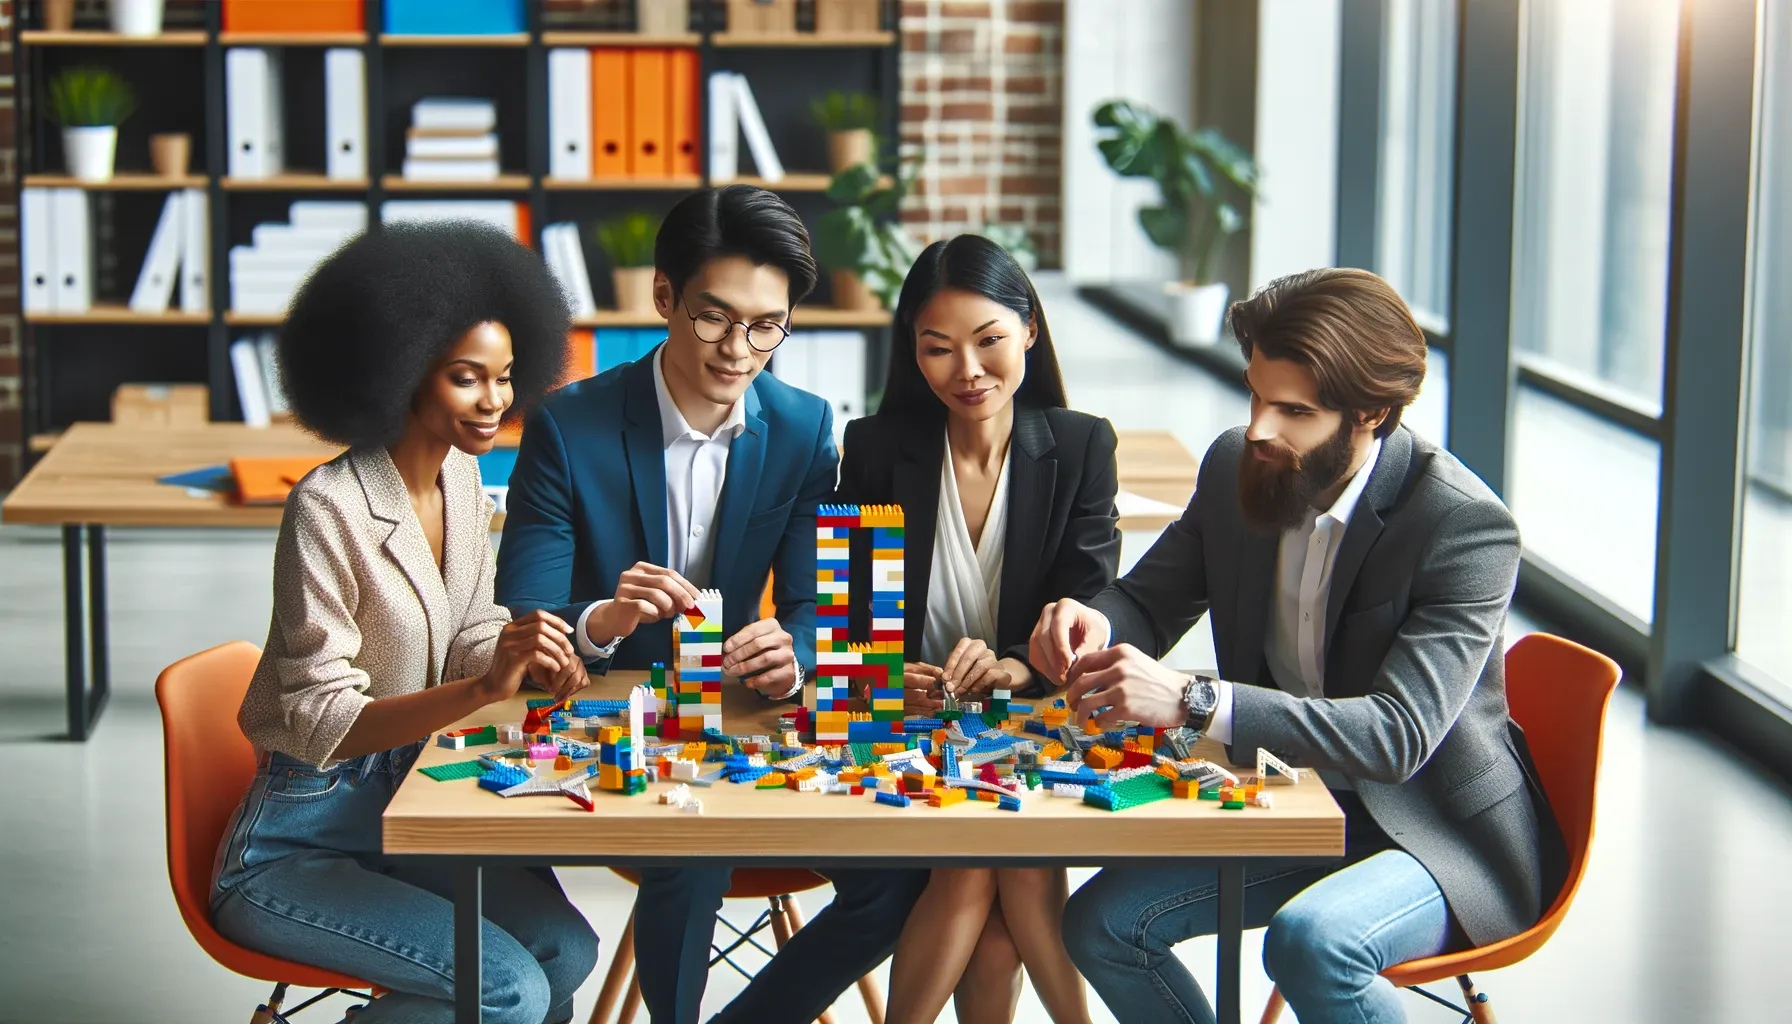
[380,199,528,239]
[403,98,501,181]
[229,202,368,315]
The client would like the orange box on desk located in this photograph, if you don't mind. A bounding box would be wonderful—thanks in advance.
[223,0,364,33]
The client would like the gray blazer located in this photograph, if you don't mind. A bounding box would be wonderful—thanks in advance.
[238,446,510,769]
[1091,425,1564,947]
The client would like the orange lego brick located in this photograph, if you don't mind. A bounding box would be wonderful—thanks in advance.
[929,787,968,808]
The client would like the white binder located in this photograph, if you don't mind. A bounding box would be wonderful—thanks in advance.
[255,332,288,417]
[49,188,92,312]
[230,337,271,427]
[129,190,184,313]
[227,49,285,178]
[324,48,366,181]
[708,72,739,181]
[541,223,577,309]
[731,74,784,182]
[180,188,209,313]
[555,224,598,317]
[547,49,592,180]
[21,188,54,314]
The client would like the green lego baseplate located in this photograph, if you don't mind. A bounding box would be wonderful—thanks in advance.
[421,759,488,782]
[1092,772,1175,811]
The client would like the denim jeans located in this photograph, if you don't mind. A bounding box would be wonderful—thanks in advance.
[1062,794,1454,1024]
[632,866,930,1024]
[211,744,599,1024]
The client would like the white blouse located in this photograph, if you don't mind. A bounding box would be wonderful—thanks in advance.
[922,436,1012,667]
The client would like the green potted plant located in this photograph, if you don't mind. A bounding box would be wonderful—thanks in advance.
[1093,99,1260,347]
[595,212,660,314]
[811,91,879,175]
[815,162,918,311]
[48,66,137,183]
[977,224,1039,273]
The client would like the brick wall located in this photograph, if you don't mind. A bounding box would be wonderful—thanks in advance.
[0,0,18,490]
[899,0,1064,267]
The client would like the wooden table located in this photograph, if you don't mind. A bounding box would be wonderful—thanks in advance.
[386,672,1344,1024]
[1,423,1200,740]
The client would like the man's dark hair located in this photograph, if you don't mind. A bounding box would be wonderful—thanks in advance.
[654,185,818,306]
[279,221,571,447]
[1228,267,1427,439]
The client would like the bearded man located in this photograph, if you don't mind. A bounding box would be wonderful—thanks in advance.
[1032,268,1566,1024]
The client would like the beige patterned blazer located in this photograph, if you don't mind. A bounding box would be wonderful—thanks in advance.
[239,446,509,768]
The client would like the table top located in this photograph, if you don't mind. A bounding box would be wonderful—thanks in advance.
[382,672,1344,861]
[4,422,1200,533]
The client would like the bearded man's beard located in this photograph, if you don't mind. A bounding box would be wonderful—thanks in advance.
[1237,420,1357,534]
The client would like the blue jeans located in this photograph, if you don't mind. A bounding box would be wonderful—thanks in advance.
[212,744,599,1024]
[632,866,930,1024]
[1063,796,1454,1024]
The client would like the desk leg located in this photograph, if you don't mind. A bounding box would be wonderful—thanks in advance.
[455,864,483,1024]
[60,525,110,742]
[86,526,110,731]
[1216,861,1244,1024]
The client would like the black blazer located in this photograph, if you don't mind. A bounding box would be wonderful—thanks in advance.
[836,404,1121,691]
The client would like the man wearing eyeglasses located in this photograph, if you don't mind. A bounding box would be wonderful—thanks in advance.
[497,185,927,1024]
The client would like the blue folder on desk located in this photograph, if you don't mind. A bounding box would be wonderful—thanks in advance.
[158,464,235,494]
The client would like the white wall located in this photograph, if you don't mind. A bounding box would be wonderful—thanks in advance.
[1249,0,1341,290]
[1060,0,1196,284]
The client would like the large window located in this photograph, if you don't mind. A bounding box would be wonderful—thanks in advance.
[1509,0,1678,407]
[1375,0,1456,329]
[1506,0,1677,615]
[1739,0,1792,685]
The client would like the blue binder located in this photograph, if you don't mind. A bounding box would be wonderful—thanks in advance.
[384,0,524,35]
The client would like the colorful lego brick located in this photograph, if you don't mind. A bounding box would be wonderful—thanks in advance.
[874,790,912,808]
[421,758,487,781]
[929,786,968,808]
[477,764,535,792]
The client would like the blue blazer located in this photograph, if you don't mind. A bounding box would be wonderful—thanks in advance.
[495,348,837,674]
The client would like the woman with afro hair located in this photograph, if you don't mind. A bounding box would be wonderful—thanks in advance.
[212,222,599,1024]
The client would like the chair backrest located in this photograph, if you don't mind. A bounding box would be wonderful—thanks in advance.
[155,642,266,957]
[1503,632,1621,919]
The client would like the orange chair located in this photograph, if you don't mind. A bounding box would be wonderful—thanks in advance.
[1261,633,1621,1024]
[589,868,886,1024]
[157,642,377,1024]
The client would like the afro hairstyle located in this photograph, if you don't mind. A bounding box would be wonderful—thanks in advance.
[278,220,571,447]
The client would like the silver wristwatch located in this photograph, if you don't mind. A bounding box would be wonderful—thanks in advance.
[1183,674,1219,733]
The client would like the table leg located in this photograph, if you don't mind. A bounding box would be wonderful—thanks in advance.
[1216,860,1244,1024]
[62,525,86,740]
[456,864,483,1024]
[85,525,110,732]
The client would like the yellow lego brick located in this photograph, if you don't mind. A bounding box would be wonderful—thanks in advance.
[929,786,968,807]
[871,742,905,756]
[870,699,905,712]
[1086,747,1123,770]
[598,764,624,788]
[817,538,849,549]
[1039,741,1067,761]
[597,726,625,744]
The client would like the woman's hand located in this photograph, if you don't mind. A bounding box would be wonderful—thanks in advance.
[477,610,575,705]
[901,662,946,716]
[941,638,1012,699]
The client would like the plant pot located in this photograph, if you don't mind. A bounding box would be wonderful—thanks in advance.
[832,269,880,312]
[636,0,691,36]
[110,0,164,37]
[150,132,190,178]
[64,126,118,183]
[613,266,657,314]
[814,0,880,34]
[826,129,875,175]
[1164,281,1230,348]
[45,0,77,32]
[726,0,796,35]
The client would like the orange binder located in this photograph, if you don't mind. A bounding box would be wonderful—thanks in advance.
[514,201,532,247]
[231,456,333,506]
[628,49,671,179]
[668,49,701,178]
[592,49,632,179]
[223,0,364,33]
[565,329,596,385]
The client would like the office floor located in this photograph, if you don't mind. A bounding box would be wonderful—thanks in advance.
[2,275,1787,1023]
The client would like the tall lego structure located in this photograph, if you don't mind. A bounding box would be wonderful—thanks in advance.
[812,504,905,743]
[674,590,725,735]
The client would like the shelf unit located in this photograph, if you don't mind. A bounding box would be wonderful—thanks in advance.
[14,0,903,451]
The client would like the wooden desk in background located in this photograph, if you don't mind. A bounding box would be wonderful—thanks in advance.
[385,671,1344,1024]
[1,423,1200,740]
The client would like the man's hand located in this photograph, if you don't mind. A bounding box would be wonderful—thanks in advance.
[588,562,701,647]
[902,662,945,715]
[1064,644,1188,729]
[531,650,590,702]
[1029,598,1110,685]
[724,617,799,698]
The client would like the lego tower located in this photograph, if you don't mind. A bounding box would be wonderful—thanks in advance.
[811,504,905,743]
[674,590,725,735]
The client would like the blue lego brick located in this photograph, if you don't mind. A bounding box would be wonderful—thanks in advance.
[997,794,1021,811]
[569,699,630,717]
[1024,720,1053,738]
[847,720,901,741]
[728,766,774,784]
[1040,765,1104,786]
[477,764,534,792]
[1008,703,1034,716]
[874,791,912,808]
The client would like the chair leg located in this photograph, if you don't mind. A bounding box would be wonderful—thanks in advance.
[1457,975,1498,1024]
[768,895,795,949]
[1259,986,1286,1024]
[588,911,638,1024]
[617,974,642,1024]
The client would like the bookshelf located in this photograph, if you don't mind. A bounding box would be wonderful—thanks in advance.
[15,0,903,451]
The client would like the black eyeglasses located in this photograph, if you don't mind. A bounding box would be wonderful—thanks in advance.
[681,297,791,353]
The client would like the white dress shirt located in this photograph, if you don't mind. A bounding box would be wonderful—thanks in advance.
[575,347,746,658]
[1094,438,1383,749]
[922,437,1011,666]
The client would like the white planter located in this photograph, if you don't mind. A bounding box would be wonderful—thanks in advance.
[110,0,164,37]
[1165,281,1231,348]
[63,126,118,183]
